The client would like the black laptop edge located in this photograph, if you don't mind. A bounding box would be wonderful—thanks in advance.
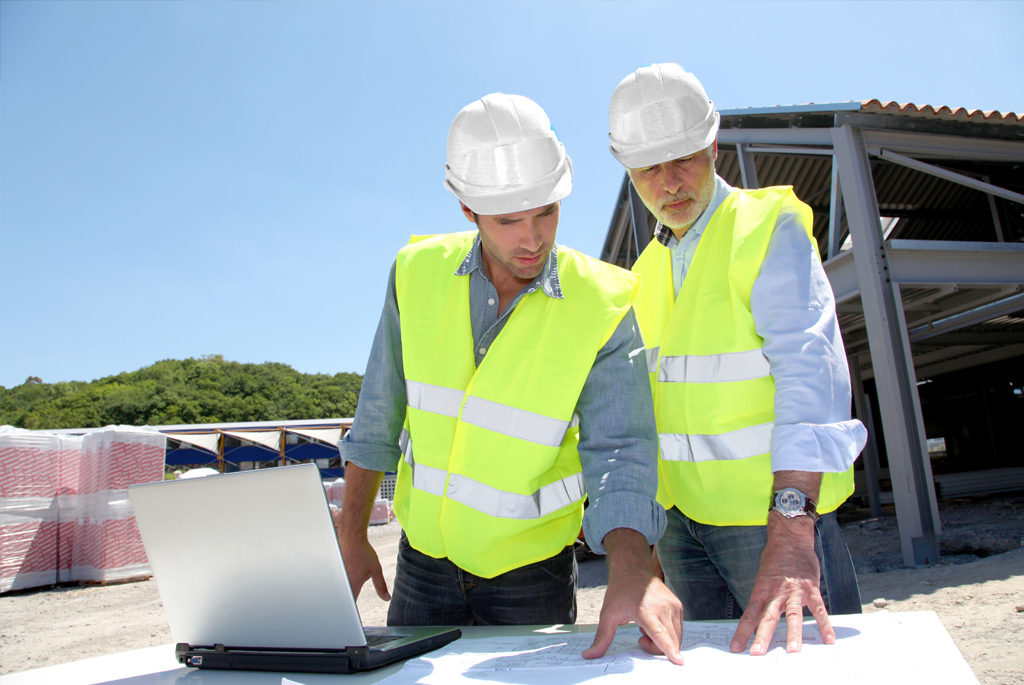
[175,627,462,674]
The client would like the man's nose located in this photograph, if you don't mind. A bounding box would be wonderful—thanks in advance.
[519,220,544,250]
[662,164,684,193]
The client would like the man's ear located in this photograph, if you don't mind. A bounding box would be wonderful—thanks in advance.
[459,202,477,224]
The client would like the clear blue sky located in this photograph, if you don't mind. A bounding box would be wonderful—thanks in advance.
[2,0,1022,389]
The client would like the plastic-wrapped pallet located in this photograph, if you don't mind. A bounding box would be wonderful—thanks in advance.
[69,427,165,583]
[324,477,346,508]
[369,499,392,526]
[0,427,82,593]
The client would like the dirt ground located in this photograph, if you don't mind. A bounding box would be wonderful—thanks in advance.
[2,496,1022,684]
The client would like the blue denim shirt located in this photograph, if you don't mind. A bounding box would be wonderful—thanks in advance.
[340,235,665,554]
[656,176,867,473]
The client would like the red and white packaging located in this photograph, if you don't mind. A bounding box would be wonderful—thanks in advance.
[0,428,81,593]
[69,427,165,583]
[324,477,346,508]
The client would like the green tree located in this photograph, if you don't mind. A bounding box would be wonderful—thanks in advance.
[0,357,363,430]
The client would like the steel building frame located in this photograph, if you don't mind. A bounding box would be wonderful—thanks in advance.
[601,103,1024,566]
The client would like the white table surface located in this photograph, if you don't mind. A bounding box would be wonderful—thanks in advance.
[2,612,980,685]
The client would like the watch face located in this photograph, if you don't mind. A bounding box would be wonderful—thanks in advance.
[776,488,804,515]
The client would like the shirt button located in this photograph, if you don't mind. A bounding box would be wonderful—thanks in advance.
[487,297,495,306]
[478,347,487,355]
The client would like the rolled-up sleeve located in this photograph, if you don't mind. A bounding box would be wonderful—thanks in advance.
[751,213,867,474]
[576,308,665,554]
[337,263,406,474]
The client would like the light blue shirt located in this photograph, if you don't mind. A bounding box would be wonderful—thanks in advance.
[660,176,867,473]
[340,236,665,555]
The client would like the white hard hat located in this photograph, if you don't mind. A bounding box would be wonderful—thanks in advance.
[608,63,720,169]
[445,93,573,215]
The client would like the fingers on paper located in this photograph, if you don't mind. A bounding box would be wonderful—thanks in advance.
[582,622,616,660]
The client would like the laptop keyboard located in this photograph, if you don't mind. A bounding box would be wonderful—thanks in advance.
[364,630,408,647]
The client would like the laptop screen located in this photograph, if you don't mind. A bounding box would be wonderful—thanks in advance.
[128,463,368,650]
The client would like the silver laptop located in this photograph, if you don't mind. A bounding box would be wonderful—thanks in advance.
[128,463,459,674]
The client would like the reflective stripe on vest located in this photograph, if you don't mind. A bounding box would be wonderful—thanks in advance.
[659,422,773,462]
[407,379,571,447]
[399,415,585,518]
[645,347,660,374]
[658,349,770,384]
[405,381,463,418]
[449,471,584,519]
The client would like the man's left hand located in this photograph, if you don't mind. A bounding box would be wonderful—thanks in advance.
[582,528,684,665]
[729,514,835,655]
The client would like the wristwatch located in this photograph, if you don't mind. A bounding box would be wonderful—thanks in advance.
[771,487,819,521]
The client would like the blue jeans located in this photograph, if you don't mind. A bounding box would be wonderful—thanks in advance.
[386,533,577,626]
[656,508,862,620]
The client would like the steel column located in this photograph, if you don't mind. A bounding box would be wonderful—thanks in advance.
[984,176,1007,242]
[629,180,651,254]
[829,158,844,258]
[832,124,940,567]
[849,356,883,519]
[736,143,760,188]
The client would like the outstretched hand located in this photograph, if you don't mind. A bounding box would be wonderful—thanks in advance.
[335,509,391,602]
[333,463,390,602]
[582,529,684,665]
[729,514,833,655]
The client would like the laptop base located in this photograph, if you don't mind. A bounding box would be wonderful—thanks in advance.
[176,628,461,674]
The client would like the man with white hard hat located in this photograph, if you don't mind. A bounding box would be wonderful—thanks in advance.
[608,63,867,655]
[339,93,683,663]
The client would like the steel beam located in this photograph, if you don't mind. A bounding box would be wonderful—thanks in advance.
[733,146,834,156]
[718,127,834,147]
[602,174,634,265]
[879,150,1024,206]
[915,344,1024,380]
[908,291,1024,342]
[832,124,940,567]
[984,176,1007,242]
[867,130,1024,162]
[849,357,883,518]
[736,143,760,188]
[829,159,845,259]
[629,180,651,255]
[887,240,1024,284]
[921,331,1024,345]
[839,116,1024,162]
[822,248,861,304]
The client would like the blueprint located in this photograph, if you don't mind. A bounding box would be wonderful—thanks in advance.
[373,613,980,685]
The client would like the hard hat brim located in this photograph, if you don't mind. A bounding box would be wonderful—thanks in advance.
[446,156,573,216]
[610,112,720,169]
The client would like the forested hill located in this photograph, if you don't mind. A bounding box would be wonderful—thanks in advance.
[0,356,362,430]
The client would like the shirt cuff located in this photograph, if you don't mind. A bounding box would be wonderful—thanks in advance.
[337,438,402,473]
[581,491,666,555]
[770,420,868,473]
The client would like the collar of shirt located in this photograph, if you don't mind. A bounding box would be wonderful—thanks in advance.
[654,175,735,249]
[455,234,564,300]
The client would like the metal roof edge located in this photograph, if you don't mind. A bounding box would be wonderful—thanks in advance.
[720,102,863,116]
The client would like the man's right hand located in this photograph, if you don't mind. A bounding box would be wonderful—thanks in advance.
[336,520,391,601]
[333,463,390,601]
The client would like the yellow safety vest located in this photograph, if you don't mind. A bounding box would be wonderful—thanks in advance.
[632,186,854,525]
[393,230,639,578]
